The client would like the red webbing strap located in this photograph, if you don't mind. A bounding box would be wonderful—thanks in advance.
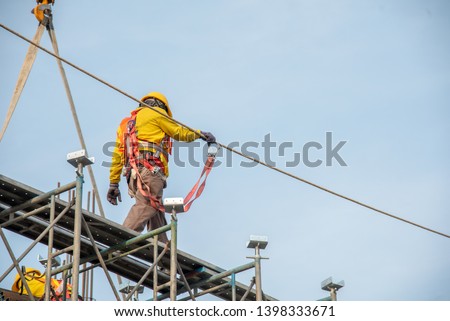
[183,156,215,212]
[143,156,166,177]
[135,169,165,213]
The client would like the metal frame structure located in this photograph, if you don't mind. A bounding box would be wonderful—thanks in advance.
[0,173,275,301]
[0,181,76,301]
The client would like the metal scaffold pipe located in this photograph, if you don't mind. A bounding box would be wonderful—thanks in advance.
[0,198,75,284]
[170,212,178,301]
[44,195,56,301]
[254,245,263,301]
[51,224,171,276]
[71,163,84,301]
[0,181,76,219]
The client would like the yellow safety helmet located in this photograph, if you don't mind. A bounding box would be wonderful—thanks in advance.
[141,92,173,117]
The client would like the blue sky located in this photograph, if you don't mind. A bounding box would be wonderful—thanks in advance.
[0,0,449,301]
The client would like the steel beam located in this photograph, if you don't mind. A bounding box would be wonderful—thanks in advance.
[0,204,49,228]
[0,181,76,219]
[52,224,171,275]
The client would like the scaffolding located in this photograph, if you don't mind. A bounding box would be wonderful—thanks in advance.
[0,170,275,301]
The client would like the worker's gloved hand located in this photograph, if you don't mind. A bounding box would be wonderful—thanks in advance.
[107,183,122,205]
[200,131,216,143]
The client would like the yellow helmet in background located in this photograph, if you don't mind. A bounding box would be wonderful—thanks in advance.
[141,92,173,117]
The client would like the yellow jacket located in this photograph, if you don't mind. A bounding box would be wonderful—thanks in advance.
[109,107,200,183]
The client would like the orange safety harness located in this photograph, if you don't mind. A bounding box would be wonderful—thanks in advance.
[122,108,216,213]
[123,109,171,213]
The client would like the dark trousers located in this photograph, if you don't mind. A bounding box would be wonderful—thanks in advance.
[123,167,168,243]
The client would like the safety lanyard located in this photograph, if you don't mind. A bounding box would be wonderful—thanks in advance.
[183,144,218,212]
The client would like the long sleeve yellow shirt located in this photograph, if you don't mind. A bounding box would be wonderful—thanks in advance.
[109,107,200,183]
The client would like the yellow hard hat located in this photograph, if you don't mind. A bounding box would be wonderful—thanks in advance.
[141,92,172,117]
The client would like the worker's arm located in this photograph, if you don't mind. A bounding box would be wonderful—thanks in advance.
[107,125,124,205]
[156,113,201,142]
[109,125,125,184]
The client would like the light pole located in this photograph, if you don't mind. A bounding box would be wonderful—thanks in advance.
[163,197,185,301]
[67,149,94,301]
[246,235,269,301]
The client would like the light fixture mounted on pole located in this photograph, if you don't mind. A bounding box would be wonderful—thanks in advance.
[246,235,269,301]
[320,277,345,301]
[66,149,94,301]
[163,197,185,301]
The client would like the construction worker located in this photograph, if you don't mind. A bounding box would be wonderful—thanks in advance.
[107,92,215,243]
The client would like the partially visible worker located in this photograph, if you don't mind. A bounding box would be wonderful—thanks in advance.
[106,92,215,243]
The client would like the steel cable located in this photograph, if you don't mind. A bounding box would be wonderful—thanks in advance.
[1,23,448,239]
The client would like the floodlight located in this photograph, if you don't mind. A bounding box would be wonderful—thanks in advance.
[321,277,345,291]
[38,254,61,268]
[67,149,94,168]
[247,235,268,249]
[119,281,144,295]
[163,197,185,214]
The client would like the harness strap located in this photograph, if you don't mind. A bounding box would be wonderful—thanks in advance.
[138,140,169,159]
[137,152,166,176]
[183,155,215,212]
[126,110,165,212]
[123,107,214,213]
[129,154,165,212]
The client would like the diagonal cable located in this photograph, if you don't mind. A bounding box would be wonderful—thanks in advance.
[0,22,448,239]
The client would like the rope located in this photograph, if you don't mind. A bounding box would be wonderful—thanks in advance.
[47,26,106,218]
[1,22,448,239]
